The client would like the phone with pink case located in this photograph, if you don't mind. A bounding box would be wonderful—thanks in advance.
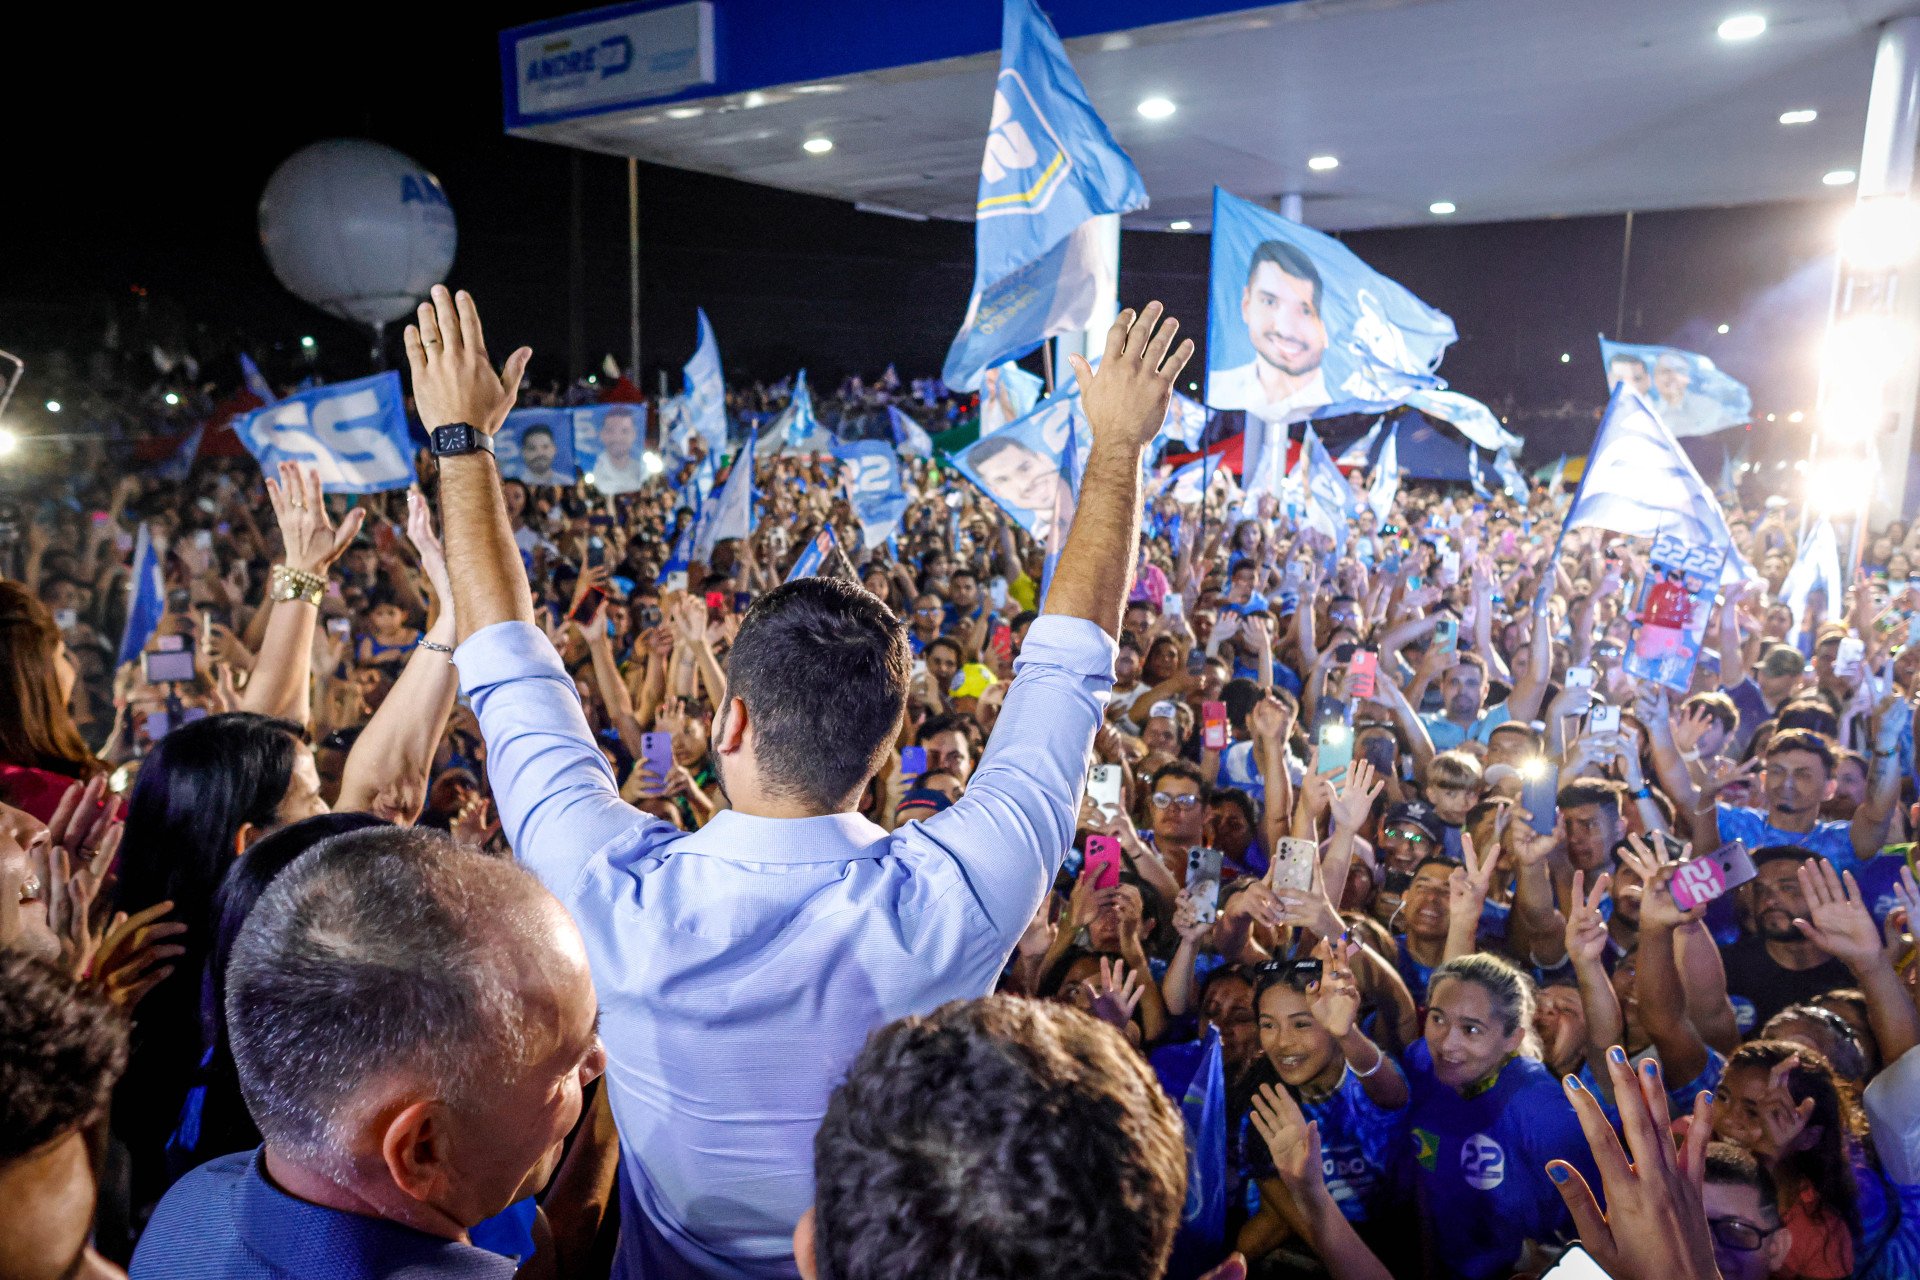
[1668,842,1756,913]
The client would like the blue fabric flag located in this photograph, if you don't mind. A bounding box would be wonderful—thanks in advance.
[1301,423,1362,553]
[979,361,1045,436]
[889,406,934,460]
[692,433,757,562]
[1150,1028,1228,1280]
[117,525,167,666]
[569,404,652,494]
[1781,519,1844,649]
[232,371,416,494]
[1405,388,1522,452]
[1560,384,1756,583]
[684,310,729,452]
[831,439,909,549]
[496,408,579,486]
[1367,421,1400,529]
[656,523,694,586]
[941,0,1147,390]
[239,353,277,406]
[152,424,203,483]
[1492,446,1528,500]
[1338,419,1382,467]
[1600,337,1752,438]
[776,370,831,453]
[1468,446,1493,499]
[1206,187,1456,425]
[950,393,1089,548]
[785,525,839,582]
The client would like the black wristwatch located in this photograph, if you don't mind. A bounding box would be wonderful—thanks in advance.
[429,423,495,459]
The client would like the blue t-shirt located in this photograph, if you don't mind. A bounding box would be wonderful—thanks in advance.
[1404,1041,1599,1280]
[1421,701,1512,752]
[1244,1066,1408,1224]
[1717,804,1862,876]
[1574,1046,1725,1125]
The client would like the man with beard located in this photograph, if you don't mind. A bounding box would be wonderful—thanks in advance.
[1689,727,1903,876]
[1718,846,1851,1033]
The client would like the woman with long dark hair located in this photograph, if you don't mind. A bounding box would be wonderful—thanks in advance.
[0,580,105,820]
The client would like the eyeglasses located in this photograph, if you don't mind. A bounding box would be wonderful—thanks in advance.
[915,606,943,616]
[1708,1217,1779,1252]
[1151,792,1202,810]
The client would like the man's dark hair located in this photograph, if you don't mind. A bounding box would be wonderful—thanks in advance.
[924,636,963,666]
[1557,777,1625,814]
[1766,727,1836,773]
[1681,691,1739,736]
[522,424,555,444]
[1486,720,1541,751]
[1150,758,1209,801]
[1221,677,1263,732]
[811,996,1185,1280]
[1211,787,1258,833]
[726,577,910,809]
[1703,1141,1777,1213]
[1246,239,1324,312]
[916,712,970,748]
[0,951,128,1161]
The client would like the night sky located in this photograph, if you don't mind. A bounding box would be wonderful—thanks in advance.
[4,3,1851,462]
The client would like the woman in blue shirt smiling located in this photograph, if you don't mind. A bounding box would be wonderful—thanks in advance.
[1406,953,1600,1280]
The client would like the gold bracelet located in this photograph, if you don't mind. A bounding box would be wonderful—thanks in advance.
[269,564,326,607]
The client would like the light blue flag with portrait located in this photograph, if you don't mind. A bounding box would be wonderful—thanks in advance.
[941,0,1148,390]
[1599,337,1752,438]
[785,525,839,583]
[684,309,729,451]
[889,406,934,460]
[950,392,1089,547]
[570,404,652,494]
[692,432,757,562]
[233,371,416,494]
[117,525,167,666]
[1404,388,1521,452]
[239,353,277,406]
[496,408,579,486]
[979,360,1045,436]
[1560,385,1755,583]
[1206,188,1455,424]
[831,438,910,549]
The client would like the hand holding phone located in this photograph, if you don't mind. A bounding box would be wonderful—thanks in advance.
[1082,835,1124,890]
[1086,764,1123,817]
[1347,649,1379,700]
[1202,700,1229,750]
[901,745,928,778]
[639,732,675,797]
[1669,842,1757,912]
[1185,847,1224,924]
[1432,617,1459,654]
[1269,837,1317,893]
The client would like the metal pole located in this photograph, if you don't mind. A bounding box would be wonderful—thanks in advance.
[1279,191,1304,223]
[1613,211,1634,339]
[568,153,585,385]
[628,157,642,385]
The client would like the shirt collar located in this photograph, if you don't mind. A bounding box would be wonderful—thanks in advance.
[234,1149,515,1279]
[672,808,891,865]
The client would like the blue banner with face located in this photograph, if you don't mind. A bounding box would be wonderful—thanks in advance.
[497,408,578,486]
[1599,338,1751,438]
[571,403,652,494]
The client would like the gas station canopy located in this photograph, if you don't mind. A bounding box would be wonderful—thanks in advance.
[502,0,1909,231]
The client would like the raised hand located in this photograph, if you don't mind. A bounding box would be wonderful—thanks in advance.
[1754,1059,1817,1158]
[1307,940,1360,1038]
[1328,759,1383,833]
[1248,694,1295,744]
[1448,832,1499,929]
[1795,860,1888,972]
[1088,956,1145,1030]
[265,462,366,576]
[1564,870,1613,969]
[81,900,187,1011]
[1618,834,1700,931]
[405,486,454,612]
[403,285,532,434]
[1250,1082,1328,1202]
[1067,302,1195,453]
[1548,1053,1720,1280]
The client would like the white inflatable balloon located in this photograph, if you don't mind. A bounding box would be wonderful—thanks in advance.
[258,140,458,328]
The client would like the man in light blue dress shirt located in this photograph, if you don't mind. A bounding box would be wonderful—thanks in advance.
[404,287,1195,1279]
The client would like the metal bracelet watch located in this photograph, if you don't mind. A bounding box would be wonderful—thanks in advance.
[428,423,494,459]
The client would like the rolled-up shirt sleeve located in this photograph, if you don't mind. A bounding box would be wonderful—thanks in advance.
[911,614,1114,941]
[457,621,654,894]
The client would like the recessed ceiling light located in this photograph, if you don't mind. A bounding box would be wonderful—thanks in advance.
[1429,201,1457,216]
[1718,13,1766,41]
[1136,97,1176,120]
[1169,220,1193,231]
[1718,323,1731,334]
[1307,155,1339,171]
[1779,108,1818,125]
[802,136,834,154]
[1559,353,1571,363]
[1824,168,1857,186]
[665,106,705,120]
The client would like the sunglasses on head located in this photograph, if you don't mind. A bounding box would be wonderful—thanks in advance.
[1254,957,1324,989]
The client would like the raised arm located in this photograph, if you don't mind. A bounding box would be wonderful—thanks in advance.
[407,287,647,888]
[242,462,366,728]
[1618,841,1711,1091]
[1854,696,1911,863]
[335,488,459,821]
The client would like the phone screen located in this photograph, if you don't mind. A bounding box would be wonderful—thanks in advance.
[1185,847,1224,924]
[1187,648,1207,676]
[900,745,928,777]
[571,585,608,625]
[1519,758,1560,835]
[1317,720,1354,774]
[1432,617,1458,653]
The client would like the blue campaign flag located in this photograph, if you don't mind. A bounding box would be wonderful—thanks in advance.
[950,393,1088,547]
[496,408,579,486]
[979,360,1044,436]
[657,523,694,586]
[1338,418,1383,468]
[1160,389,1209,452]
[1367,420,1400,529]
[692,432,757,562]
[571,403,652,494]
[941,0,1147,390]
[1493,446,1528,500]
[151,424,204,483]
[1545,453,1568,492]
[239,353,277,406]
[1405,388,1522,453]
[233,371,416,494]
[1206,187,1455,424]
[1150,1028,1228,1279]
[684,309,729,452]
[831,438,909,549]
[1561,385,1756,583]
[1301,424,1362,552]
[117,525,167,666]
[1781,519,1844,649]
[660,394,696,459]
[1600,337,1752,438]
[775,370,829,452]
[1467,446,1493,499]
[889,406,934,460]
[785,525,839,582]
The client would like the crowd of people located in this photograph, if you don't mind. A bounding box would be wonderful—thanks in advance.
[3,287,1919,1280]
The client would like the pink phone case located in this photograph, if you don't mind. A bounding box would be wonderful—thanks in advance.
[1083,836,1123,890]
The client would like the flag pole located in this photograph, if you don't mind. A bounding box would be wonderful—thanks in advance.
[1533,383,1626,612]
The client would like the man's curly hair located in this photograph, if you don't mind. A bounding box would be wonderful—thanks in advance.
[812,996,1186,1280]
[0,950,127,1160]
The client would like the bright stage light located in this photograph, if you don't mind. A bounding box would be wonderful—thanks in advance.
[164,393,180,406]
[802,137,834,154]
[1841,197,1920,269]
[0,428,16,458]
[45,400,60,413]
[1808,457,1875,511]
[1824,315,1908,403]
[1717,323,1730,334]
[300,335,316,349]
[1787,410,1805,423]
[1136,97,1176,120]
[1429,201,1456,216]
[1559,353,1571,363]
[1718,14,1766,41]
[1308,155,1340,171]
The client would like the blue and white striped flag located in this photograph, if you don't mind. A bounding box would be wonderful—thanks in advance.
[1561,386,1754,583]
[1492,446,1528,501]
[692,433,758,562]
[1366,422,1399,530]
[117,525,167,665]
[1301,424,1362,553]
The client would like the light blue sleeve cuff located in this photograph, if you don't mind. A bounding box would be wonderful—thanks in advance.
[456,620,570,695]
[1013,614,1117,683]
